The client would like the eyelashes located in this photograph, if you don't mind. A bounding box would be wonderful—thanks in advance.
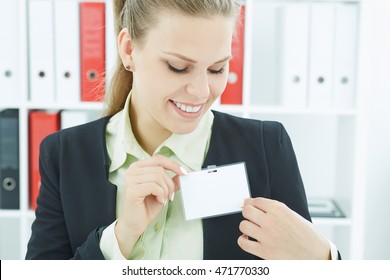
[209,68,225,75]
[167,62,225,75]
[167,63,189,74]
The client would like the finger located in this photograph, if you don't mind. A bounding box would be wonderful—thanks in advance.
[159,170,175,201]
[132,165,177,178]
[133,182,166,205]
[172,175,180,192]
[237,234,264,259]
[244,197,284,214]
[135,173,171,202]
[134,166,176,200]
[239,220,263,242]
[127,166,172,198]
[244,197,271,212]
[133,154,188,176]
[139,157,187,201]
[242,204,267,228]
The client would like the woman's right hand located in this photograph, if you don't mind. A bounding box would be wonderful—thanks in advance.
[114,154,186,257]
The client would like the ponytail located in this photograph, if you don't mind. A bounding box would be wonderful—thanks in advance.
[103,0,133,116]
[113,0,126,36]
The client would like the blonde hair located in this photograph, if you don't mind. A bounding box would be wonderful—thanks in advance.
[103,0,241,116]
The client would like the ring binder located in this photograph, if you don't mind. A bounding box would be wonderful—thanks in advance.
[0,109,20,209]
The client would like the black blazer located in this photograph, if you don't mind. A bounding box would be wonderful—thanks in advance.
[26,110,310,260]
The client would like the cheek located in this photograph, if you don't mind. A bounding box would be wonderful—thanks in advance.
[146,62,183,93]
[210,75,229,97]
[134,53,165,87]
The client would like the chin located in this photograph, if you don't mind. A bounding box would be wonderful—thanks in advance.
[170,123,199,135]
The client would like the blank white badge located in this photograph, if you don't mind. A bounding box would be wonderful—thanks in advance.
[179,162,251,220]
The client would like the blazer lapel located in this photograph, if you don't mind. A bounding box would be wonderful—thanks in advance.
[201,112,259,260]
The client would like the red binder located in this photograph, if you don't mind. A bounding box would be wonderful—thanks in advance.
[221,5,245,105]
[29,111,60,210]
[80,2,106,102]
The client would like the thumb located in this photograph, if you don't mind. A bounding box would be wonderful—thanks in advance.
[172,175,181,192]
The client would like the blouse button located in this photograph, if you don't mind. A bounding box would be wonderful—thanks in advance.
[154,223,161,232]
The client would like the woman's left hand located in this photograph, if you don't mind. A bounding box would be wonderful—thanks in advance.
[238,197,331,260]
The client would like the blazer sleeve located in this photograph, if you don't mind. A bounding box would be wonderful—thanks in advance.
[25,133,106,260]
[262,121,311,222]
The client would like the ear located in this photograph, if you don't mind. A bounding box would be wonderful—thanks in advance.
[118,28,135,71]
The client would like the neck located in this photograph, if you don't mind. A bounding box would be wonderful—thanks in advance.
[129,97,172,156]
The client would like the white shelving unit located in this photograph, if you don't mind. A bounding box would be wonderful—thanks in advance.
[218,0,365,259]
[0,0,371,259]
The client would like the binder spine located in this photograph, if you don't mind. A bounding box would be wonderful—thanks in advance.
[0,109,20,209]
[80,2,106,102]
[54,0,81,104]
[307,4,335,108]
[220,5,245,105]
[0,0,20,104]
[29,111,60,210]
[28,0,55,103]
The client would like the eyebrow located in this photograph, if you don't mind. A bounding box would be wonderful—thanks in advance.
[163,51,232,64]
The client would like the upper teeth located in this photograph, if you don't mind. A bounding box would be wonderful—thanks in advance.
[173,101,202,113]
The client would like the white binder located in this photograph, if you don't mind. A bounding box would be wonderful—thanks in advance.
[308,4,335,109]
[0,0,20,104]
[278,4,309,108]
[28,0,55,103]
[250,2,281,106]
[54,0,80,104]
[332,4,358,109]
[105,0,116,89]
[60,110,101,130]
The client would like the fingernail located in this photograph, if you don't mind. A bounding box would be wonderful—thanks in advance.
[240,200,245,208]
[170,192,175,202]
[164,199,167,206]
[180,166,188,175]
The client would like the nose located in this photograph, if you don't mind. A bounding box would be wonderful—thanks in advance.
[185,71,210,99]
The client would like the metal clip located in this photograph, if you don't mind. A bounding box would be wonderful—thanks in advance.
[207,165,217,173]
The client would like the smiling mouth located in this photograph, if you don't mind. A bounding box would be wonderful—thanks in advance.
[171,100,203,113]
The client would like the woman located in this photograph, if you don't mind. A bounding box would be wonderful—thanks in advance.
[26,0,337,260]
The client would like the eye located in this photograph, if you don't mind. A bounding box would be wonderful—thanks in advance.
[167,63,189,74]
[208,68,225,75]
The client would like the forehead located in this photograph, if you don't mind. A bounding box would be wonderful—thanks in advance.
[143,12,234,61]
